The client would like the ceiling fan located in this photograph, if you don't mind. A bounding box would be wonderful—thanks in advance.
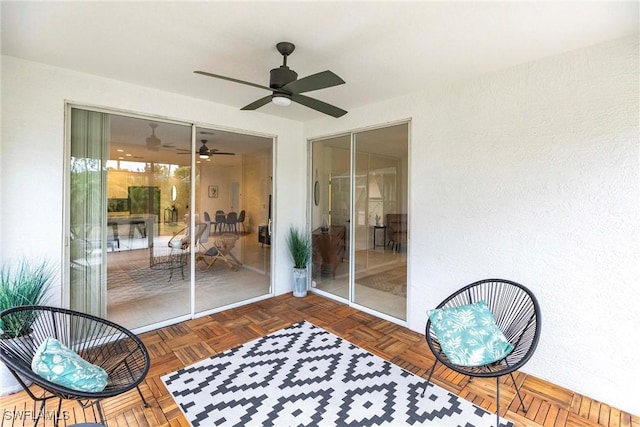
[194,42,347,118]
[178,140,235,159]
[145,123,175,151]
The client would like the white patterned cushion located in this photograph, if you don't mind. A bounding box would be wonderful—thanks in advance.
[31,337,108,392]
[427,301,513,367]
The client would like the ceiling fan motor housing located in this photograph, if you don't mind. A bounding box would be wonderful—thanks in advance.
[270,67,297,90]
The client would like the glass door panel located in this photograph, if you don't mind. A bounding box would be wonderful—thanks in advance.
[104,115,192,330]
[353,125,408,320]
[310,124,408,321]
[311,135,351,299]
[69,108,109,318]
[70,110,276,331]
[193,128,273,313]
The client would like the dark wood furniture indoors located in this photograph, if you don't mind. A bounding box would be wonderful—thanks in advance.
[386,213,407,252]
[258,225,271,246]
[312,225,346,279]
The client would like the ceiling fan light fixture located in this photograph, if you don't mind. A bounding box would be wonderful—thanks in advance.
[272,94,291,107]
[199,153,209,159]
[146,123,162,150]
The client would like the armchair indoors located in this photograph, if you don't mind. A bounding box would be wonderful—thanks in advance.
[386,213,407,252]
[0,305,150,427]
[160,223,208,280]
[197,233,241,271]
[168,222,208,252]
[312,226,346,279]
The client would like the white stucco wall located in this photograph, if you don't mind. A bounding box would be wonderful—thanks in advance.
[0,55,305,303]
[306,36,640,414]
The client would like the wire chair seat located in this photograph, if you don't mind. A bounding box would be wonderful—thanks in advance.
[0,305,150,426]
[422,279,541,426]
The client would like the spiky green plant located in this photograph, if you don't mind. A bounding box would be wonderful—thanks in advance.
[286,226,311,269]
[0,259,54,338]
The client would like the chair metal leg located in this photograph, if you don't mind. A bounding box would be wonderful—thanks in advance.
[95,401,106,426]
[33,397,53,427]
[420,360,438,398]
[510,372,527,412]
[136,385,149,408]
[40,397,63,427]
[496,377,501,427]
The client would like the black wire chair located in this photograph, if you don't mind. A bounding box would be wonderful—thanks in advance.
[422,279,541,427]
[0,305,150,426]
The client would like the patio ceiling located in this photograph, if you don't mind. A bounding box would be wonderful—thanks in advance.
[2,2,637,122]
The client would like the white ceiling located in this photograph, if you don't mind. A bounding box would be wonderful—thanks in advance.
[2,1,637,123]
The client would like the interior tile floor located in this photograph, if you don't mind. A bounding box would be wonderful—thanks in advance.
[106,226,407,331]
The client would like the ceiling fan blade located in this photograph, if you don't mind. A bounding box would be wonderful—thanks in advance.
[194,71,271,92]
[241,95,272,111]
[282,70,345,95]
[212,152,235,156]
[291,94,347,118]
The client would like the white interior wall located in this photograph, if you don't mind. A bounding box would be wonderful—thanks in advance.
[199,165,238,218]
[242,154,270,234]
[0,55,305,303]
[305,36,640,415]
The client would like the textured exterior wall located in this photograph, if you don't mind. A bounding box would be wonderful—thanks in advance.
[306,36,640,414]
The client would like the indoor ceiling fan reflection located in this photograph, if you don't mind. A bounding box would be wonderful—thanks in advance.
[146,122,176,151]
[177,140,235,159]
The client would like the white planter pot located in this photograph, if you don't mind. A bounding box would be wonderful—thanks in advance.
[0,361,30,396]
[1,333,34,396]
[292,267,308,297]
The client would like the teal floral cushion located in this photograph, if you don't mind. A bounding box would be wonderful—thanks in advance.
[31,337,108,392]
[427,301,514,367]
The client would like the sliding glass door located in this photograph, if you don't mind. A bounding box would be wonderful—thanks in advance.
[68,107,273,331]
[193,127,273,313]
[311,123,409,321]
[310,135,351,299]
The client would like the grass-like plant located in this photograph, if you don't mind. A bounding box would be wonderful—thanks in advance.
[0,259,54,338]
[286,226,311,269]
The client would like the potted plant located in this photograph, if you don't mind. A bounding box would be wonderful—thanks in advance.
[286,226,311,297]
[0,258,54,395]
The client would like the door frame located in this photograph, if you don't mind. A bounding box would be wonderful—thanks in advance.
[307,119,411,326]
[63,102,277,333]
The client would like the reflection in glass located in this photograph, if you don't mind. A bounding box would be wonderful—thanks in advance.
[353,127,407,320]
[103,115,192,330]
[193,128,273,313]
[311,135,351,300]
[311,124,408,321]
[69,111,275,332]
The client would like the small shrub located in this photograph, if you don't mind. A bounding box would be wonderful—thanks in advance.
[286,227,311,269]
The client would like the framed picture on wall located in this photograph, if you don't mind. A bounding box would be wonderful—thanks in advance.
[208,185,219,198]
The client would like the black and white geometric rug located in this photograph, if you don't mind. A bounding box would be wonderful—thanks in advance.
[162,321,513,427]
